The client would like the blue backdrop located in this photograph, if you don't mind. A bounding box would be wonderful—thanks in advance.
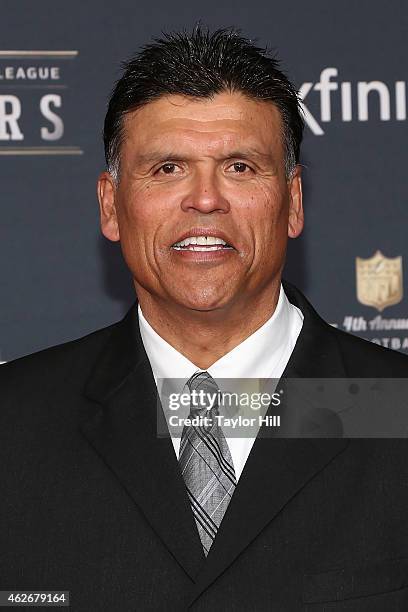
[1,0,407,361]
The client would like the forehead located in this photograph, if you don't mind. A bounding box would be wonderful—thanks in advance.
[121,91,284,159]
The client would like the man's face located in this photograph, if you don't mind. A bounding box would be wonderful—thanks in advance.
[98,91,303,312]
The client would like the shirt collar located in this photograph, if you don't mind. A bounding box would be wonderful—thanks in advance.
[138,283,302,386]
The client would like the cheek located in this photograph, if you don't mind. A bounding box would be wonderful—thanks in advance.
[235,183,289,247]
[117,186,170,251]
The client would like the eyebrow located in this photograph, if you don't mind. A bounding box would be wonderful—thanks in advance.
[133,151,186,164]
[224,149,276,163]
[132,147,276,166]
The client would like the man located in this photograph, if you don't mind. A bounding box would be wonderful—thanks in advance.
[1,26,408,611]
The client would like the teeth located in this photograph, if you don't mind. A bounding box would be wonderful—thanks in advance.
[173,235,228,248]
[183,245,226,251]
[194,246,221,251]
[172,245,232,252]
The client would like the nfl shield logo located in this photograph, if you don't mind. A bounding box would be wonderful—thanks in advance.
[356,251,403,312]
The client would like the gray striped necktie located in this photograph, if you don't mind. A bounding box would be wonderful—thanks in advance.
[178,371,237,556]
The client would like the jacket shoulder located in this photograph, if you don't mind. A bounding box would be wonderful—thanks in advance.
[283,279,408,377]
[331,324,408,376]
[0,322,118,393]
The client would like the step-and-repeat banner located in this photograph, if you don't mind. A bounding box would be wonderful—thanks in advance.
[1,1,407,361]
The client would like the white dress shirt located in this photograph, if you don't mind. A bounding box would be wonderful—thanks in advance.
[138,284,304,481]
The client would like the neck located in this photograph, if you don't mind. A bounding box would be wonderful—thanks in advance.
[136,282,281,369]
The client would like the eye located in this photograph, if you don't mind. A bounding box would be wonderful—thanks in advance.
[156,162,181,175]
[227,161,253,174]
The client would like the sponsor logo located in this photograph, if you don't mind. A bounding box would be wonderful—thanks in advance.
[356,250,403,312]
[300,68,406,135]
[332,253,407,353]
[0,50,82,155]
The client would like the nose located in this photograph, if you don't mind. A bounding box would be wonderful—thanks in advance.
[180,166,230,214]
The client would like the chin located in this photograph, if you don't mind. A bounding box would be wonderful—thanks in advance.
[172,289,232,313]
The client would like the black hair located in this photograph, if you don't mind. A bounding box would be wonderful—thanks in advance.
[103,25,304,180]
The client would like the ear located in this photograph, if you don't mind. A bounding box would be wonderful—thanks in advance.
[97,171,120,242]
[287,165,304,239]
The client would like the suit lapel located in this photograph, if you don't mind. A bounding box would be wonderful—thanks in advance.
[188,281,350,604]
[80,283,350,603]
[80,305,205,581]
[189,437,348,604]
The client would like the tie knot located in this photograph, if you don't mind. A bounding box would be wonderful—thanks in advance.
[186,371,220,417]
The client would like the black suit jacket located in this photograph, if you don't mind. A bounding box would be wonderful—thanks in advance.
[1,281,408,611]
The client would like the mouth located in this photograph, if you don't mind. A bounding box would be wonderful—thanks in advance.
[171,230,235,252]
